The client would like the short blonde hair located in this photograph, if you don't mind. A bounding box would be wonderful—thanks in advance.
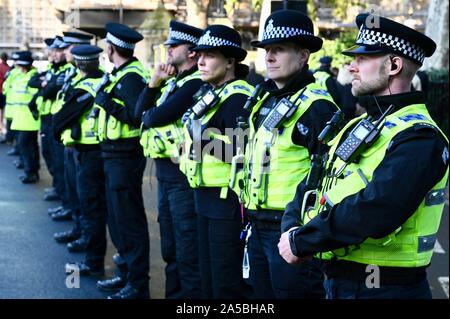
[402,58,420,82]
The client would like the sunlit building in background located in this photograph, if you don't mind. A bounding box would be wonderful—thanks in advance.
[0,0,433,66]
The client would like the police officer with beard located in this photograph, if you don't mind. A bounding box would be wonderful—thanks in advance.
[136,20,203,299]
[279,13,448,299]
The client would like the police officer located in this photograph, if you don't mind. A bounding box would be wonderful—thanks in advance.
[51,33,94,251]
[2,52,22,156]
[9,51,40,183]
[28,38,57,198]
[179,25,253,298]
[93,23,150,299]
[29,36,72,204]
[313,56,341,105]
[0,52,10,140]
[136,20,203,299]
[52,45,107,276]
[237,10,338,299]
[279,13,448,299]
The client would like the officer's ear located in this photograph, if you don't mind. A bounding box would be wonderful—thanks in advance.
[297,47,310,65]
[187,50,197,60]
[388,55,403,76]
[107,43,114,56]
[226,57,235,69]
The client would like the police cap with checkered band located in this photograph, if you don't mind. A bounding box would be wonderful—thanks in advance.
[15,51,33,66]
[105,22,144,51]
[71,44,103,61]
[63,31,93,45]
[164,20,203,46]
[44,38,55,48]
[343,13,436,66]
[11,52,20,61]
[191,25,247,62]
[50,36,66,49]
[251,10,323,53]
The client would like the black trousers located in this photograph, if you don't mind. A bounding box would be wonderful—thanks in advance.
[103,155,150,290]
[40,115,54,176]
[5,119,16,145]
[195,190,252,299]
[64,147,80,213]
[157,178,200,298]
[17,130,39,175]
[51,134,67,205]
[74,148,107,267]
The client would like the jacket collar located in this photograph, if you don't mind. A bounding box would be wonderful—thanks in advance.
[112,57,138,75]
[177,64,198,81]
[358,91,425,118]
[262,66,315,98]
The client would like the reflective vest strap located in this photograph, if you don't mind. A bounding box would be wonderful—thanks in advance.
[99,61,149,141]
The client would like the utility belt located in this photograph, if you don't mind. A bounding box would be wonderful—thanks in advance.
[40,114,52,121]
[74,143,101,153]
[324,259,428,286]
[247,209,283,230]
[99,137,143,155]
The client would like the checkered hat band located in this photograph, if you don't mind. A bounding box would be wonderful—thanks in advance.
[263,27,313,41]
[73,54,99,61]
[356,28,426,63]
[197,34,240,48]
[106,32,135,50]
[169,29,199,44]
[53,38,64,47]
[63,36,90,44]
[16,60,32,65]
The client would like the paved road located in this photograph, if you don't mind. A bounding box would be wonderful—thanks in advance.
[0,142,448,299]
[0,143,164,299]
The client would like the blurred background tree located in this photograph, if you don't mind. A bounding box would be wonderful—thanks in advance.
[309,30,357,71]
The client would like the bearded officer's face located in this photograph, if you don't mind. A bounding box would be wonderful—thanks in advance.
[349,54,390,96]
[167,43,190,68]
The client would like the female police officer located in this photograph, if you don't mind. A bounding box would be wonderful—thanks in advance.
[179,25,253,298]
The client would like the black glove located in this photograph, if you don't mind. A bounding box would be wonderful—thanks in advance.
[94,91,110,108]
[141,110,149,129]
[28,94,39,120]
[31,109,39,121]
